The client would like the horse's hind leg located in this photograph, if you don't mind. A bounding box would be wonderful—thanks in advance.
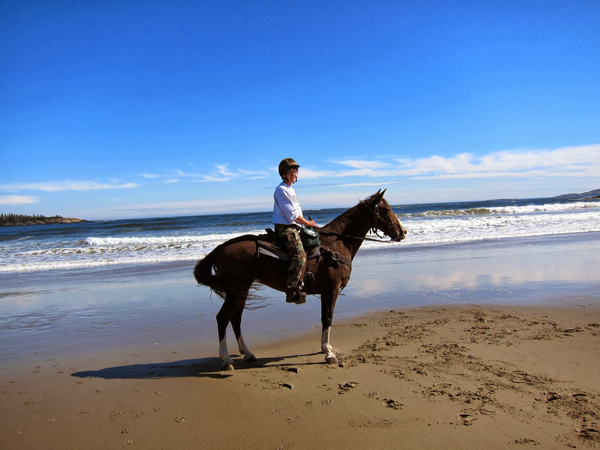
[216,295,244,370]
[216,302,236,370]
[231,306,256,363]
[216,286,251,370]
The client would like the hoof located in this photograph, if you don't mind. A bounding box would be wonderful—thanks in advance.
[222,363,235,371]
[244,355,257,363]
[326,355,339,365]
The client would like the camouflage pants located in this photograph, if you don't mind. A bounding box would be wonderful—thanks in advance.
[275,224,307,289]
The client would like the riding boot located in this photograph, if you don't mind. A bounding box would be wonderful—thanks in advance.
[285,286,307,304]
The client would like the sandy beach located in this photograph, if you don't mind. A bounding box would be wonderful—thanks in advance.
[1,234,599,449]
[1,303,599,449]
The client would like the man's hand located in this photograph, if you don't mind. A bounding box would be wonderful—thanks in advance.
[296,216,318,228]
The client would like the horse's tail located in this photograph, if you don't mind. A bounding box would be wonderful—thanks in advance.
[194,243,262,306]
[193,245,229,300]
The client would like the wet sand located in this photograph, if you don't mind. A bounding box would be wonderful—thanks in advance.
[1,234,599,449]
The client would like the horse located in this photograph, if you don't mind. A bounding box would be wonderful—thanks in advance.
[193,189,407,370]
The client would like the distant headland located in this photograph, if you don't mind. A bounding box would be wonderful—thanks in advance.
[555,188,600,199]
[0,214,88,227]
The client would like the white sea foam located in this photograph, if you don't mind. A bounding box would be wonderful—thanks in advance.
[0,231,264,273]
[361,209,600,249]
[401,201,600,218]
[487,201,600,214]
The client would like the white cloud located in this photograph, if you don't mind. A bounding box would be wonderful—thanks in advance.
[149,143,600,186]
[332,159,393,178]
[238,169,269,179]
[0,195,38,205]
[396,144,600,178]
[197,175,231,183]
[335,181,398,187]
[309,144,600,182]
[334,160,390,170]
[299,167,337,179]
[195,164,237,182]
[0,181,139,192]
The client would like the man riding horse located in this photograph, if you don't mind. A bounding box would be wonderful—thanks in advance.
[273,158,318,305]
[194,165,407,369]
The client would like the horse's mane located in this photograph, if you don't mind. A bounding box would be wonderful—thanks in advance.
[320,192,380,233]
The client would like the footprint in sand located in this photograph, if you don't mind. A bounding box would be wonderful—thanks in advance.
[457,413,478,426]
[382,399,403,410]
[479,383,498,392]
[338,381,359,394]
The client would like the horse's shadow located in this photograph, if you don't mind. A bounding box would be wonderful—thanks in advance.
[71,352,323,380]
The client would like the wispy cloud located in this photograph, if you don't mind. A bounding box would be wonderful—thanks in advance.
[335,181,399,187]
[296,167,337,180]
[238,169,269,180]
[0,180,139,192]
[140,165,266,183]
[332,159,392,177]
[398,145,600,178]
[144,144,600,187]
[142,170,197,180]
[0,195,38,205]
[197,164,243,182]
[328,144,600,180]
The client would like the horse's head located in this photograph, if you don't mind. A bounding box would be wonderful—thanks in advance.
[369,190,407,242]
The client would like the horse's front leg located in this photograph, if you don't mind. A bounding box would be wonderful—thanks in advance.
[320,289,339,364]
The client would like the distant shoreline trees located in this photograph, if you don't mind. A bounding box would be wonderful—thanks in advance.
[0,214,86,226]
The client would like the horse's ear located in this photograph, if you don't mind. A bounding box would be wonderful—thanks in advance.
[377,189,386,202]
[371,189,385,206]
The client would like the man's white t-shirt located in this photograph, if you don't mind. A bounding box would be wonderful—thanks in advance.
[273,181,302,225]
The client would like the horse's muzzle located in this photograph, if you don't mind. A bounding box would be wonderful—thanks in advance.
[394,225,408,242]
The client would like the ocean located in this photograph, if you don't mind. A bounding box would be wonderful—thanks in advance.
[1,196,599,274]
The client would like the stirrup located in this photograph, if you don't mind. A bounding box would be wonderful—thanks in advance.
[286,286,306,304]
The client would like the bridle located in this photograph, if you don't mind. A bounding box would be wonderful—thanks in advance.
[370,204,402,241]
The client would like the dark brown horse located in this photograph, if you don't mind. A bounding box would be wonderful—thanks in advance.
[194,190,407,370]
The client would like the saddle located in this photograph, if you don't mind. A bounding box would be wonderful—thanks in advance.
[256,228,321,262]
[256,229,321,295]
[257,228,352,267]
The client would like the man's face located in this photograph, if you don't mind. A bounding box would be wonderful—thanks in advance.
[286,168,298,184]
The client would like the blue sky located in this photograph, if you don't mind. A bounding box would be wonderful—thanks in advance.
[1,0,599,219]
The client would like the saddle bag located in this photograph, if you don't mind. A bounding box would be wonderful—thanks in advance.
[300,227,321,251]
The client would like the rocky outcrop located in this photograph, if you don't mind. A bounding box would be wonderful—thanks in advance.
[0,215,88,227]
